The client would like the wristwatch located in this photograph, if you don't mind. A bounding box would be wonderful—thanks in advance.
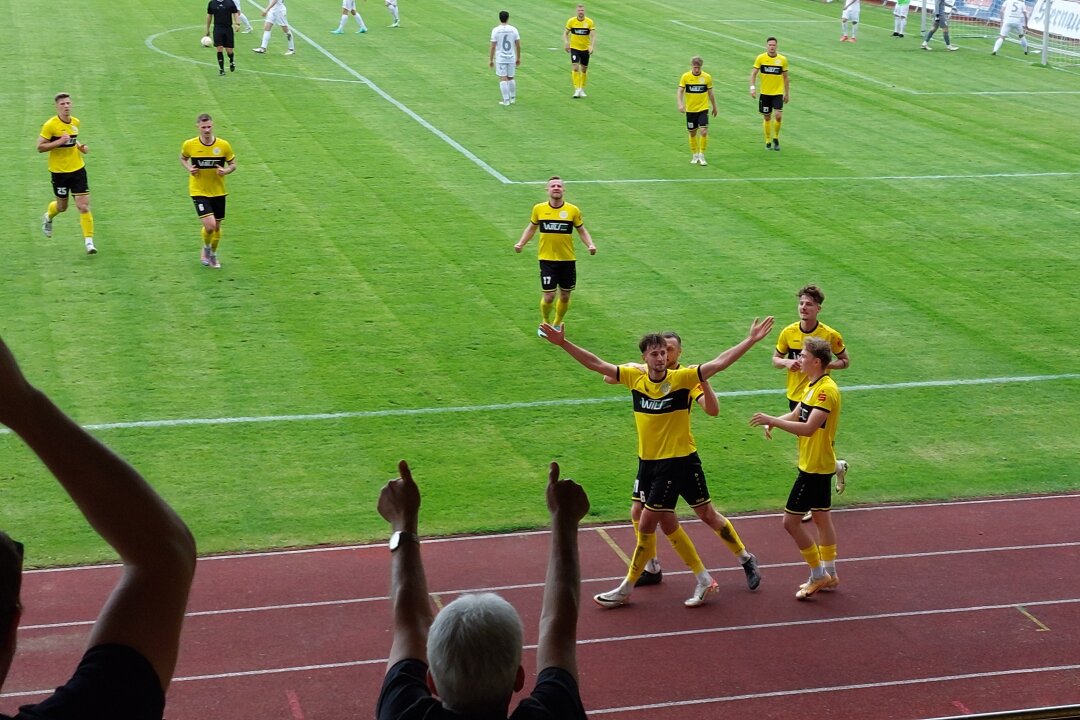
[388,531,419,551]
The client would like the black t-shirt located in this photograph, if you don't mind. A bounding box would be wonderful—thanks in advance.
[2,644,164,720]
[207,0,238,28]
[377,658,587,720]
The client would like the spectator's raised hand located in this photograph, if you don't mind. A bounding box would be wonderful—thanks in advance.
[546,461,589,524]
[378,460,421,530]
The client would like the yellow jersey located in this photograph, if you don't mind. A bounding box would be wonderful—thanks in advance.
[753,52,788,96]
[776,320,846,402]
[565,16,595,51]
[618,365,702,461]
[180,136,235,197]
[530,202,584,261]
[679,71,713,113]
[40,116,84,173]
[796,375,841,474]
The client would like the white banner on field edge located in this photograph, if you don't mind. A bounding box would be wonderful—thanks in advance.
[1029,0,1080,39]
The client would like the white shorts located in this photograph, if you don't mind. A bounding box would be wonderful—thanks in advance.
[1000,18,1026,35]
[385,0,397,7]
[894,4,910,17]
[266,4,288,25]
[842,6,861,21]
[342,0,357,9]
[495,61,515,77]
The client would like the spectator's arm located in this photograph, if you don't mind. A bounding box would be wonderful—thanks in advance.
[379,461,433,669]
[0,336,196,691]
[535,462,589,678]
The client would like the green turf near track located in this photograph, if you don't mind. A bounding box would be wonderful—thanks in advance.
[1,0,1077,566]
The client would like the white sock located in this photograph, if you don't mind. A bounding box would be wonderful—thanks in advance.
[644,557,660,574]
[261,30,271,47]
[738,550,751,562]
[389,4,399,21]
[499,80,509,101]
[824,563,837,576]
[286,32,294,50]
[850,23,857,38]
[355,14,366,28]
[993,37,1003,52]
[695,571,712,585]
[238,12,252,30]
[810,566,827,580]
[899,17,907,33]
[508,79,516,99]
[337,16,348,30]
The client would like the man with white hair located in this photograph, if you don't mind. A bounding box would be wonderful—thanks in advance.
[376,460,589,719]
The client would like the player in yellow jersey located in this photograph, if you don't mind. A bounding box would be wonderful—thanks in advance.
[179,114,236,269]
[749,37,790,151]
[605,332,762,597]
[771,284,850,521]
[563,4,596,98]
[514,177,595,337]
[540,317,775,608]
[751,336,843,600]
[38,93,96,255]
[676,56,718,166]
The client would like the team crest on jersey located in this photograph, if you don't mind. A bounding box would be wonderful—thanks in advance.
[660,381,671,395]
[559,210,568,219]
[818,393,827,402]
[213,147,222,155]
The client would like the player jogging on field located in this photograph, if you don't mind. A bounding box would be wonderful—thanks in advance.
[749,37,790,151]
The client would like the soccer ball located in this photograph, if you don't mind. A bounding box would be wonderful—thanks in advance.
[201,36,213,47]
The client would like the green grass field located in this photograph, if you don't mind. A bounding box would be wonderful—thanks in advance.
[2,0,1077,566]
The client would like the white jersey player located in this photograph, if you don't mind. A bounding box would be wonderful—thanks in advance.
[993,0,1030,55]
[385,0,400,27]
[489,11,522,105]
[840,0,860,41]
[253,0,296,55]
[332,0,368,34]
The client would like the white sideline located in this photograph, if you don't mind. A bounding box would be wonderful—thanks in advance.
[516,171,1080,185]
[1,373,1075,437]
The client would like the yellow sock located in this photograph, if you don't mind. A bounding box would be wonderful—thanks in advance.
[201,228,211,244]
[540,298,554,324]
[580,71,587,88]
[553,297,570,326]
[819,544,837,563]
[78,211,94,240]
[800,543,822,569]
[211,229,221,251]
[47,201,59,219]
[688,135,698,154]
[572,70,579,89]
[774,118,782,140]
[700,134,709,153]
[625,531,657,584]
[714,518,747,556]
[667,526,706,574]
[763,119,772,143]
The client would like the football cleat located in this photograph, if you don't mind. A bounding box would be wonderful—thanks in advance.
[253,47,266,53]
[42,213,53,238]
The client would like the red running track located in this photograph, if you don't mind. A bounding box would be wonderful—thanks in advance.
[3,494,1080,719]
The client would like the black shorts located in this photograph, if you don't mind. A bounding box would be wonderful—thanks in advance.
[570,49,590,67]
[635,453,711,512]
[213,25,235,48]
[51,167,89,198]
[785,470,834,515]
[685,110,709,130]
[192,195,227,220]
[758,94,784,115]
[539,260,576,292]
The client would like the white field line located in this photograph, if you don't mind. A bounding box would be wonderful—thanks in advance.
[7,597,1080,698]
[588,664,1080,715]
[236,5,511,184]
[1,373,1075,437]
[515,171,1080,185]
[19,538,1080,629]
